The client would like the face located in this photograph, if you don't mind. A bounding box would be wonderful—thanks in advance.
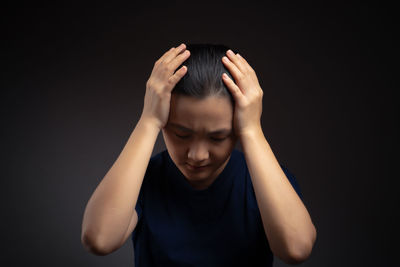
[161,94,238,190]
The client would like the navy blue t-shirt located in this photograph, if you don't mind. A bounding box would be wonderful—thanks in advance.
[132,149,303,266]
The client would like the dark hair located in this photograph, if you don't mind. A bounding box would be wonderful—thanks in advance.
[173,43,236,105]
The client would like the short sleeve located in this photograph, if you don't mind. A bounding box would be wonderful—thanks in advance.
[280,164,304,200]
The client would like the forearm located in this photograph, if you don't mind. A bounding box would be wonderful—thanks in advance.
[81,118,160,254]
[240,127,316,264]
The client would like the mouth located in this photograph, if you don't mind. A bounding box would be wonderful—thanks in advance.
[186,163,209,171]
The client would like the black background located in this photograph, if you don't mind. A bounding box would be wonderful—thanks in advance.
[2,1,398,266]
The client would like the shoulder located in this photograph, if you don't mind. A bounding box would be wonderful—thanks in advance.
[230,149,247,167]
[137,150,167,194]
[150,150,165,166]
[137,150,167,199]
[145,150,166,174]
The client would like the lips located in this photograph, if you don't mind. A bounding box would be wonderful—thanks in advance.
[186,163,209,170]
[190,164,207,168]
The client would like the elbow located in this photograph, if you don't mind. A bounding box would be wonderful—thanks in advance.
[276,225,317,265]
[81,230,114,256]
[284,243,313,265]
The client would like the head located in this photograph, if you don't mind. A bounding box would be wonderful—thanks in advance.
[161,43,239,190]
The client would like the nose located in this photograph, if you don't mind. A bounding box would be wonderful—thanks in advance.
[187,142,209,163]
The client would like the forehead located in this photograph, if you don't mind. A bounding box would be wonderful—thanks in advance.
[169,94,233,131]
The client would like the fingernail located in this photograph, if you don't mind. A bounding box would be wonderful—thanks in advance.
[223,56,229,62]
[227,49,234,56]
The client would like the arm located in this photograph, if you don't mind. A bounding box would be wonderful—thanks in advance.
[221,49,316,264]
[81,118,159,255]
[81,43,190,256]
[240,127,317,264]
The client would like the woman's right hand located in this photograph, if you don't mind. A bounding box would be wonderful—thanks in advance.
[140,43,190,130]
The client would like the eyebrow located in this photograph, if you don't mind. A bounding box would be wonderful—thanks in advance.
[169,123,231,135]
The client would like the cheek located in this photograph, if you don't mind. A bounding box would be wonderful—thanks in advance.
[165,132,181,146]
[163,131,185,155]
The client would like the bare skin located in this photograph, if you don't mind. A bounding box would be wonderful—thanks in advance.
[81,43,190,255]
[81,44,317,264]
[221,49,317,264]
[161,94,238,190]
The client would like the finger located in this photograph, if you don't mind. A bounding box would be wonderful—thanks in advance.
[163,43,187,64]
[235,53,254,73]
[169,49,190,72]
[226,50,247,73]
[156,46,175,64]
[222,73,244,101]
[166,65,187,91]
[222,56,244,83]
[156,43,186,64]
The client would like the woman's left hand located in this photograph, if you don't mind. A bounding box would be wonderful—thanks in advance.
[221,49,263,137]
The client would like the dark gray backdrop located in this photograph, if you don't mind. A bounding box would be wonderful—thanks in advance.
[3,2,397,266]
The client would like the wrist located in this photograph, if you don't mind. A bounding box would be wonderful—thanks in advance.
[238,125,263,140]
[138,117,162,135]
[239,126,270,153]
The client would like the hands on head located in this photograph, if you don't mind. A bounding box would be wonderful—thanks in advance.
[140,43,190,130]
[140,43,264,137]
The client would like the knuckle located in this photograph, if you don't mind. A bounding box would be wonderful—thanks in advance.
[157,60,165,67]
[147,80,162,92]
[243,68,251,75]
[160,62,171,72]
[167,77,176,86]
[237,74,245,82]
[153,84,163,94]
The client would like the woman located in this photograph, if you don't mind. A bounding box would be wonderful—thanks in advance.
[81,43,317,266]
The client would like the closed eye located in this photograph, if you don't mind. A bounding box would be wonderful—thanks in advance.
[211,137,226,142]
[175,134,190,139]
